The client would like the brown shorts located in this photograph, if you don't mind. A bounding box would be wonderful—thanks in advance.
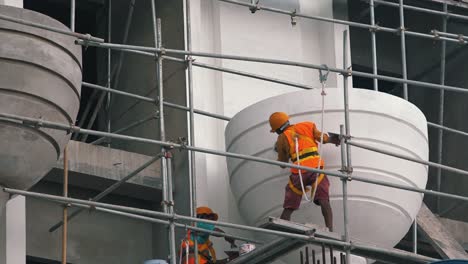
[283,172,330,209]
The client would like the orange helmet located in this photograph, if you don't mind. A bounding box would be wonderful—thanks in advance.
[269,112,289,132]
[196,206,218,220]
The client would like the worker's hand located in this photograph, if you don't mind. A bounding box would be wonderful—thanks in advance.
[327,132,341,146]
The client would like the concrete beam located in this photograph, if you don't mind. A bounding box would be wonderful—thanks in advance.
[43,140,163,202]
[417,203,468,259]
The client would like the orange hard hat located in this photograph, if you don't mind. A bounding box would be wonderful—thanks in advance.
[269,112,289,132]
[196,206,218,220]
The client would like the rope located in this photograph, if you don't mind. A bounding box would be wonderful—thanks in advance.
[295,136,310,201]
[310,65,329,201]
[293,65,329,203]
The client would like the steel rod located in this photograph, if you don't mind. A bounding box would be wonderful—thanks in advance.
[184,0,199,262]
[4,113,468,204]
[399,0,409,99]
[106,0,112,147]
[70,0,75,32]
[343,30,352,171]
[61,146,69,264]
[163,55,314,90]
[91,114,155,145]
[3,188,438,263]
[0,13,103,42]
[428,122,468,138]
[347,139,468,178]
[340,125,350,263]
[437,2,448,215]
[48,154,163,232]
[82,82,231,121]
[74,40,468,95]
[413,219,418,253]
[369,0,379,91]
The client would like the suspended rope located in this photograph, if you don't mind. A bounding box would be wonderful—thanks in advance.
[310,65,329,202]
[293,65,329,202]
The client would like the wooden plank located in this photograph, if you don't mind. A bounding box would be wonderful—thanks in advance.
[417,203,468,259]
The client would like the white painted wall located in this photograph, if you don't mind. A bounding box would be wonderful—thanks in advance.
[0,0,22,8]
[188,0,351,259]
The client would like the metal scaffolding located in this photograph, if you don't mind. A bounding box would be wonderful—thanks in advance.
[2,0,468,263]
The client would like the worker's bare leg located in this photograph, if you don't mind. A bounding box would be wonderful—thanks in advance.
[280,208,294,221]
[319,200,333,232]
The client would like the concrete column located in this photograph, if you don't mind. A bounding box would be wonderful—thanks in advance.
[0,0,23,8]
[6,196,26,264]
[0,194,25,264]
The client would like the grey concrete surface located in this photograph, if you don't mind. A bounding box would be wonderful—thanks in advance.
[44,140,163,202]
[27,181,154,264]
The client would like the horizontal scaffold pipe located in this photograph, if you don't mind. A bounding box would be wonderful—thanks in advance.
[75,40,468,95]
[162,55,315,91]
[81,82,231,121]
[3,188,438,264]
[428,122,468,138]
[0,13,104,42]
[347,139,468,177]
[215,0,463,44]
[3,112,468,204]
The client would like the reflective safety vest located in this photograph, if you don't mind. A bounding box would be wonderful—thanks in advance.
[283,122,324,174]
[180,230,217,264]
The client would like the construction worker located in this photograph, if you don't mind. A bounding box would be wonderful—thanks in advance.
[180,206,236,264]
[269,112,339,232]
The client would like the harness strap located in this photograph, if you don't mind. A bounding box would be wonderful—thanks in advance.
[288,173,325,196]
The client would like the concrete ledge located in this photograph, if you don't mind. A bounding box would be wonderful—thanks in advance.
[42,140,163,201]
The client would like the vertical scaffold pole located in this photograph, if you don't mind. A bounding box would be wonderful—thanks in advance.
[437,2,448,215]
[106,0,112,147]
[343,30,352,170]
[399,0,409,100]
[342,29,352,264]
[369,0,378,91]
[184,0,199,263]
[340,125,350,264]
[61,146,69,264]
[70,0,75,31]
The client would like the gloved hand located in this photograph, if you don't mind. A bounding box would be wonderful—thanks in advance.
[327,132,341,146]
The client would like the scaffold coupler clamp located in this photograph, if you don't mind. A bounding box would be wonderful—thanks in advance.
[369,24,380,33]
[162,200,175,207]
[82,34,92,50]
[88,198,97,212]
[173,137,188,152]
[290,9,297,26]
[23,118,43,129]
[397,26,406,36]
[249,0,260,13]
[318,64,330,85]
[67,124,80,135]
[431,29,440,40]
[458,34,466,44]
[185,56,195,69]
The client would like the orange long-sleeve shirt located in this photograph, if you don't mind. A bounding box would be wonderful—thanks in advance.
[275,122,329,163]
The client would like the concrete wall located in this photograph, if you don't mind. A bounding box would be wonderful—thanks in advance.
[26,182,154,263]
